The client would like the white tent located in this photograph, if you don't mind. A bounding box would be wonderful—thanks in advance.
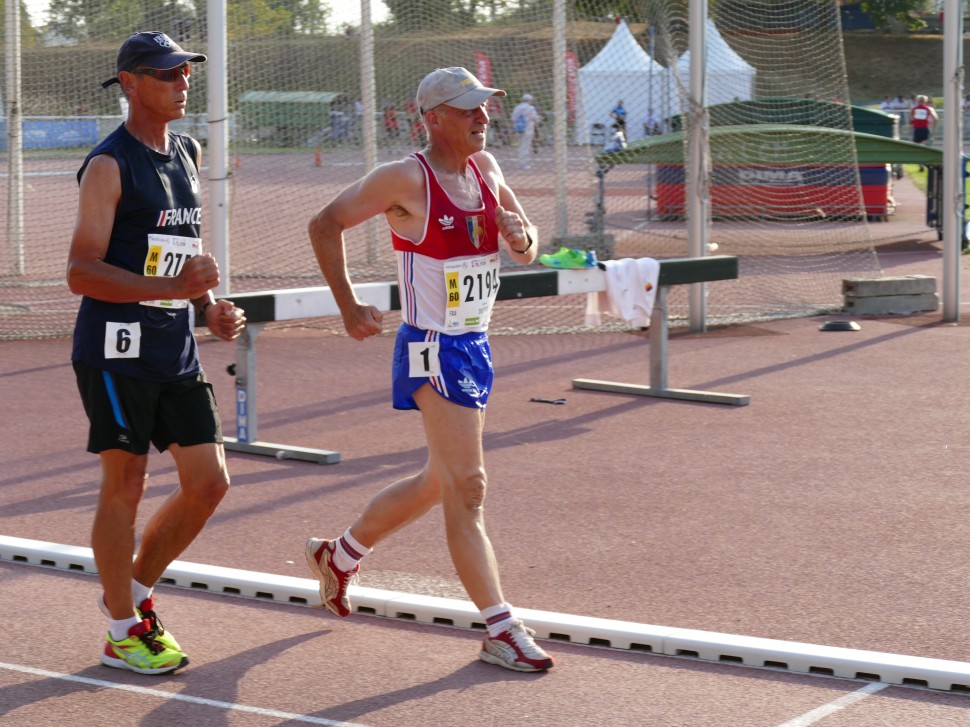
[576,20,672,145]
[675,20,756,108]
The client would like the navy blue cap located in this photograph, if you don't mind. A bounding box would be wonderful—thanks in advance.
[102,31,206,89]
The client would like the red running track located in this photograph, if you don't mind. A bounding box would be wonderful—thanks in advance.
[3,237,970,724]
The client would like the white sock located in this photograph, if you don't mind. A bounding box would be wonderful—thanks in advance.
[482,602,515,637]
[132,579,153,606]
[333,528,371,573]
[109,615,143,642]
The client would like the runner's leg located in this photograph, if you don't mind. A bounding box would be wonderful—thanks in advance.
[131,442,229,587]
[413,383,504,610]
[93,449,148,619]
[347,466,442,548]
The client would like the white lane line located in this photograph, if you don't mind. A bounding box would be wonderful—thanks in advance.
[0,661,369,727]
[774,681,890,727]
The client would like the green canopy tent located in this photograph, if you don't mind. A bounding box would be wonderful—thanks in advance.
[590,125,949,230]
[665,98,902,139]
[597,125,945,166]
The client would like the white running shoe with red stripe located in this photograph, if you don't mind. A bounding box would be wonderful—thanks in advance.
[479,620,554,672]
[305,537,359,617]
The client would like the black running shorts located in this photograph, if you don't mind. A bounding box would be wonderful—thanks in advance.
[73,361,223,455]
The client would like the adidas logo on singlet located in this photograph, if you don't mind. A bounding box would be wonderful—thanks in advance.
[438,214,455,230]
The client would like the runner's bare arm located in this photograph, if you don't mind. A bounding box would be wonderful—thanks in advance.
[308,160,421,339]
[67,154,218,303]
[473,151,538,264]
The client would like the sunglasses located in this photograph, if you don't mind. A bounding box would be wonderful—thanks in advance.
[131,64,192,82]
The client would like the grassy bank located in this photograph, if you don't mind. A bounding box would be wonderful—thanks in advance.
[843,33,959,105]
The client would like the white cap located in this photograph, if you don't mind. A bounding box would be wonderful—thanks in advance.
[416,67,505,114]
[522,93,533,101]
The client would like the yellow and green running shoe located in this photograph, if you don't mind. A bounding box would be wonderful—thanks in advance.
[101,619,188,675]
[98,593,182,653]
[136,596,182,653]
[538,247,598,269]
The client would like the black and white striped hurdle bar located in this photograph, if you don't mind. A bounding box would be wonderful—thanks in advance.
[214,256,748,464]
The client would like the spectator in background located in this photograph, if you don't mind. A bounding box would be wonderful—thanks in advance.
[330,100,349,143]
[487,106,512,147]
[603,122,627,153]
[910,94,938,145]
[511,92,541,170]
[643,109,663,136]
[610,99,627,129]
[890,95,908,111]
[353,98,364,142]
[406,99,425,146]
[886,94,909,126]
[384,101,400,141]
[75,98,91,115]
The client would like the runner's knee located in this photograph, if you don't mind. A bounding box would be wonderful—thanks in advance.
[183,471,230,512]
[100,460,150,510]
[449,466,488,510]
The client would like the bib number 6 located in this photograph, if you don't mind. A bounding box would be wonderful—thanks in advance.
[104,321,142,359]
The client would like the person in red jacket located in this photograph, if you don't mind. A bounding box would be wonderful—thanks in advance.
[910,94,938,145]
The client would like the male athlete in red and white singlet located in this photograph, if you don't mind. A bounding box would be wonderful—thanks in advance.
[307,67,554,673]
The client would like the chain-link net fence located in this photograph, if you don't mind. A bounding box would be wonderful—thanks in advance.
[1,0,879,340]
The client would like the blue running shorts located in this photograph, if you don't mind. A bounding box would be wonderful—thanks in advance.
[392,323,493,410]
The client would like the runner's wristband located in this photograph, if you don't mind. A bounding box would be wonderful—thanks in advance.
[198,300,213,317]
[510,229,535,254]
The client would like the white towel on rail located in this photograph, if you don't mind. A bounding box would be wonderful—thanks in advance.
[584,257,660,328]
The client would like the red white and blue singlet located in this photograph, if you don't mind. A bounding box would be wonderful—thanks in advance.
[389,152,501,410]
[391,152,501,334]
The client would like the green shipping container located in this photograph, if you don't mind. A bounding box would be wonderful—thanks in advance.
[238,90,347,146]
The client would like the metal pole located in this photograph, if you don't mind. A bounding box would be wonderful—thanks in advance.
[360,0,379,263]
[942,0,963,322]
[687,1,709,331]
[5,0,24,275]
[647,25,655,220]
[553,0,568,238]
[207,0,230,295]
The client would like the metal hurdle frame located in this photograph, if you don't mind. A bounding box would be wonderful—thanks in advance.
[212,256,748,464]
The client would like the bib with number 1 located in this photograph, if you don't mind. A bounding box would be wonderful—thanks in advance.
[141,233,201,309]
[443,253,500,330]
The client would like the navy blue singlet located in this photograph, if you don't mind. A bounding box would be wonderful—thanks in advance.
[71,124,205,382]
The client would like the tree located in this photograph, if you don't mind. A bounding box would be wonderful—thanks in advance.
[858,0,928,30]
[280,0,330,34]
[381,0,523,28]
[570,0,649,22]
[45,0,195,43]
[15,0,45,47]
[227,0,292,38]
[43,0,332,43]
[383,0,460,29]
